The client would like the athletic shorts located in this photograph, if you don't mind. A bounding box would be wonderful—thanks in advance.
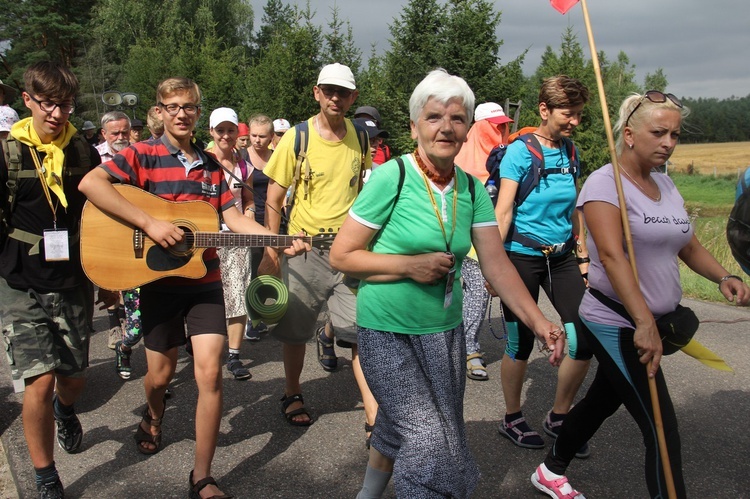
[139,286,227,353]
[0,278,90,393]
[270,249,357,345]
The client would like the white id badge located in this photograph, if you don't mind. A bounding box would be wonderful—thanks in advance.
[443,267,456,309]
[43,229,70,261]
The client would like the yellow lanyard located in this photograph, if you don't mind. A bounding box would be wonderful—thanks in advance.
[29,148,60,228]
[418,159,458,253]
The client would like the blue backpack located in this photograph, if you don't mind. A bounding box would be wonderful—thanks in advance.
[484,129,579,207]
[484,129,579,251]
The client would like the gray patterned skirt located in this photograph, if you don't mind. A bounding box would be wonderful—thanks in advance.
[358,324,479,498]
[218,246,252,319]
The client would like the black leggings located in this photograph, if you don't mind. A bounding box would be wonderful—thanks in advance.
[544,318,686,498]
[503,252,591,361]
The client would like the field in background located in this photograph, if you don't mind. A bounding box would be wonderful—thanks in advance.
[669,141,750,177]
[668,172,743,302]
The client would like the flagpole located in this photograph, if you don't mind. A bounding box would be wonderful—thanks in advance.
[577,0,677,497]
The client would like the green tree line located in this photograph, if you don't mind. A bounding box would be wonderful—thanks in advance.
[2,0,746,174]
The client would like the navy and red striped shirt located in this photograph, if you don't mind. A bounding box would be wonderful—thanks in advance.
[100,135,235,290]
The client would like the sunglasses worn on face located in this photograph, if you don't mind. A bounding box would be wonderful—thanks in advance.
[28,94,75,115]
[319,86,352,99]
[624,90,682,127]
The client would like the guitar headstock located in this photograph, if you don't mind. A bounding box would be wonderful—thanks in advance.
[310,233,336,251]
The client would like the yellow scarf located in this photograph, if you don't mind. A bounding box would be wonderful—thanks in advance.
[10,117,77,208]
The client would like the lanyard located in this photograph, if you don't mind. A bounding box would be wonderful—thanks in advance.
[29,148,60,228]
[417,156,457,253]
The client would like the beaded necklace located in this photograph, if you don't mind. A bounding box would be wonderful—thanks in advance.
[413,149,454,185]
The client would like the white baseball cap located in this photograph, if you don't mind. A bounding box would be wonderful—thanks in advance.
[273,118,291,132]
[474,102,513,124]
[317,63,356,90]
[209,107,238,129]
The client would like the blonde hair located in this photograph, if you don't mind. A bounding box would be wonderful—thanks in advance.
[248,114,273,134]
[614,93,690,155]
[155,77,201,104]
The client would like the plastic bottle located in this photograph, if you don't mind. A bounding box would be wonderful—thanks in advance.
[485,179,498,204]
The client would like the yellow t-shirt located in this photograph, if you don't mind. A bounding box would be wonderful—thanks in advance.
[264,117,372,235]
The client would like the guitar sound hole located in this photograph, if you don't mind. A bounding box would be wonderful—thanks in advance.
[171,226,195,255]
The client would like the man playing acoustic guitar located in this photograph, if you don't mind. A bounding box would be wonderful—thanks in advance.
[78,77,309,499]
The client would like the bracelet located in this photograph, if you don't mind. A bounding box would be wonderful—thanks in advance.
[718,274,743,289]
[576,257,590,264]
[245,207,256,213]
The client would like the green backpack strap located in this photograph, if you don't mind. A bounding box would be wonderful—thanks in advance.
[2,136,91,255]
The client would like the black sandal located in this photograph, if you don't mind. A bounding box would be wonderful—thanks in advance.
[280,393,314,426]
[189,470,232,499]
[134,398,166,455]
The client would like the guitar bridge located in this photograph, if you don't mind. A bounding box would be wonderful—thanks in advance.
[133,229,144,259]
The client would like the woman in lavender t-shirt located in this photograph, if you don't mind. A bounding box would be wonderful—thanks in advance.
[530,92,750,499]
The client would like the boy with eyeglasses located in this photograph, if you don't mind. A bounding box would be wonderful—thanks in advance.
[78,77,309,499]
[0,61,118,499]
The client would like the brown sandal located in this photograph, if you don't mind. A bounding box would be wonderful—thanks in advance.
[134,399,165,455]
[189,470,233,499]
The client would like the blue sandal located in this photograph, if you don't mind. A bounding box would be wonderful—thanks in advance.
[316,326,338,372]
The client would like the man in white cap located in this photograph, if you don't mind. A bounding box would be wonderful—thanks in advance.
[0,79,20,140]
[271,118,290,149]
[261,63,374,430]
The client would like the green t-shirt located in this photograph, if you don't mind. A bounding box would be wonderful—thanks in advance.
[350,154,497,334]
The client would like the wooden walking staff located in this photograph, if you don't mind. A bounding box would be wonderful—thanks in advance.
[551,0,677,497]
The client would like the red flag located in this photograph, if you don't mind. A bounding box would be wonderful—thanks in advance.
[550,0,579,14]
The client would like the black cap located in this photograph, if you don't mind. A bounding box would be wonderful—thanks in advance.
[131,118,144,129]
[352,118,389,139]
[353,106,381,124]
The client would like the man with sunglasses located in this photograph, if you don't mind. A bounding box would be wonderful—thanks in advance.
[0,61,117,499]
[260,63,373,428]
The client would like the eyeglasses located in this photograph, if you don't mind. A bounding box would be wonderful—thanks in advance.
[158,102,200,116]
[624,90,682,128]
[27,94,75,115]
[274,131,286,137]
[318,85,353,99]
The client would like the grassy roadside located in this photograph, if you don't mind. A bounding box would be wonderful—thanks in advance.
[671,172,746,302]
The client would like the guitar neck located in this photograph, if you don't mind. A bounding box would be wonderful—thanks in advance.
[193,232,311,248]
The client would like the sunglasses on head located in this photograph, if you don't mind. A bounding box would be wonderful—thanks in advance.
[625,90,682,127]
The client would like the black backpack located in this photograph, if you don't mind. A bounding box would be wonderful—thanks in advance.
[727,167,750,275]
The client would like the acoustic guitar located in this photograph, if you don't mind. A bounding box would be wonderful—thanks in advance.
[80,184,334,290]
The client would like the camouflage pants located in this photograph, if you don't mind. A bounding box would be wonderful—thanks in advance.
[0,278,90,393]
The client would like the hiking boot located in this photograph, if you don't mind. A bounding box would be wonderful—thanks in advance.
[543,411,591,459]
[107,325,123,350]
[531,464,585,499]
[37,477,65,499]
[115,341,132,380]
[227,353,252,380]
[53,395,83,453]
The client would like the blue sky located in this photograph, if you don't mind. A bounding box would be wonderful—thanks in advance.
[248,0,750,100]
